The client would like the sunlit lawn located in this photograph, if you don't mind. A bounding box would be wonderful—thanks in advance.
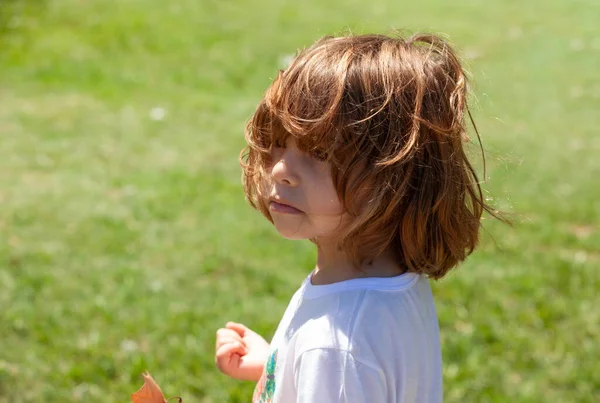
[0,0,598,402]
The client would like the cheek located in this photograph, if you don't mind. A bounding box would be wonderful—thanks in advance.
[307,186,345,224]
[309,169,343,212]
[311,210,352,238]
[321,195,344,214]
[321,181,344,214]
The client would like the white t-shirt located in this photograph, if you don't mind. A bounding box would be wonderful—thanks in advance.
[252,271,443,403]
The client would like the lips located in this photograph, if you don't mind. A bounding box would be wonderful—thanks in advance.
[269,198,303,214]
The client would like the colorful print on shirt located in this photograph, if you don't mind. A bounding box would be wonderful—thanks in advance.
[252,349,278,403]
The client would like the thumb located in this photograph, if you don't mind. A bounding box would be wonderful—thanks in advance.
[228,351,242,370]
[216,343,246,371]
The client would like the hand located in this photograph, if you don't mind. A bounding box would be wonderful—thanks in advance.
[215,322,270,382]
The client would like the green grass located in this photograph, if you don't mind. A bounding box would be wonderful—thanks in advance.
[1,0,598,401]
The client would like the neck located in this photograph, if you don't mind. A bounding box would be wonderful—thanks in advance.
[312,236,405,285]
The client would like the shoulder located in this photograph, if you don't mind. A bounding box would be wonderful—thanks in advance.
[291,274,437,356]
[290,290,366,353]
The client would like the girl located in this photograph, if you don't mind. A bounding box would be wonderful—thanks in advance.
[215,32,502,402]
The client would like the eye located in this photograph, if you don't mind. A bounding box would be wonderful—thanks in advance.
[311,148,328,162]
[272,139,285,149]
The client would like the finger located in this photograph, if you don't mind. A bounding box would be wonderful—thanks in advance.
[216,328,240,338]
[216,328,244,341]
[226,322,249,336]
[215,343,246,371]
[216,341,246,360]
[216,328,244,344]
[215,335,245,350]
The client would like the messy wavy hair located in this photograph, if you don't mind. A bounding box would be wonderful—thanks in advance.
[241,33,504,279]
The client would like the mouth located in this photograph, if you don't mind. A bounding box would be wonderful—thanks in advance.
[269,198,304,215]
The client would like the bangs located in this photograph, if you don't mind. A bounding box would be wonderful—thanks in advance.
[248,102,337,159]
[246,39,357,164]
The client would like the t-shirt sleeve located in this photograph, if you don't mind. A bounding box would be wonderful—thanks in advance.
[294,348,386,403]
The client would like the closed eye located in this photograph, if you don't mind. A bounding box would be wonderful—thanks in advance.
[273,138,286,148]
[311,148,328,162]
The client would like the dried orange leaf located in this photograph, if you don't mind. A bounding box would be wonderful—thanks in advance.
[132,372,183,403]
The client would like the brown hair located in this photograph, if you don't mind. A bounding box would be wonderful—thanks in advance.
[241,33,505,279]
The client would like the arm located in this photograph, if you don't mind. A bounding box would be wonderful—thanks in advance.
[295,349,386,403]
[215,322,270,382]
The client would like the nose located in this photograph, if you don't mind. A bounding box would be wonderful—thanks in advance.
[271,151,300,187]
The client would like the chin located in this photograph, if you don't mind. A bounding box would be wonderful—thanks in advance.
[272,224,312,240]
[275,229,312,240]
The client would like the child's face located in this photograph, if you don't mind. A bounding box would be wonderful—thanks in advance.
[264,137,349,240]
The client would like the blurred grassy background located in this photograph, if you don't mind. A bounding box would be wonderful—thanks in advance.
[0,0,598,401]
